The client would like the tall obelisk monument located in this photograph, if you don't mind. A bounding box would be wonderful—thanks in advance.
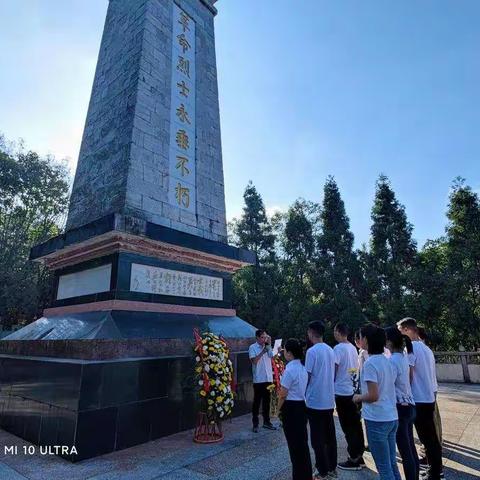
[14,0,255,339]
[69,0,226,242]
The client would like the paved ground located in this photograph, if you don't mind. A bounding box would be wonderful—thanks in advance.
[1,383,479,480]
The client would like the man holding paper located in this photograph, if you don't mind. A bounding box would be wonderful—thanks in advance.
[249,329,277,432]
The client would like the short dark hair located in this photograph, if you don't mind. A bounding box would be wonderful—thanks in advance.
[334,323,349,337]
[362,324,386,355]
[308,320,325,338]
[255,329,265,338]
[396,317,418,331]
[284,338,303,360]
[385,326,413,354]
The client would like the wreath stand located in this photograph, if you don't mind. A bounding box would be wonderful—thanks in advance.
[193,412,224,443]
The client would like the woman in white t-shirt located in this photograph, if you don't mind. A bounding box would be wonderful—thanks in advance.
[278,339,312,480]
[385,327,419,480]
[353,325,401,480]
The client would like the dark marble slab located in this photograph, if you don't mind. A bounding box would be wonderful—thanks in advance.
[0,337,252,359]
[0,351,254,462]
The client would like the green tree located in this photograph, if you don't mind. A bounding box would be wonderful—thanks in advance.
[313,176,366,331]
[230,181,274,260]
[407,239,450,348]
[279,199,319,338]
[364,175,417,324]
[230,182,281,334]
[0,138,70,327]
[443,179,480,349]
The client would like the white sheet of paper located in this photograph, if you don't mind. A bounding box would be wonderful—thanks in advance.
[272,339,282,356]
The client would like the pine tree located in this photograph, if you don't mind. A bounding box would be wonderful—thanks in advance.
[313,176,366,330]
[230,182,280,334]
[280,199,318,338]
[233,181,274,260]
[365,175,417,324]
[444,178,480,348]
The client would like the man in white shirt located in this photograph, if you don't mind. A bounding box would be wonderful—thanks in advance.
[248,329,276,433]
[333,323,366,471]
[306,320,337,480]
[398,317,443,480]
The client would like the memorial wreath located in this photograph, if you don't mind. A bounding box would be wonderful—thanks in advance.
[193,330,235,423]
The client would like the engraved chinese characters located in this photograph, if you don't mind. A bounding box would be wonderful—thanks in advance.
[169,5,196,213]
[130,264,223,301]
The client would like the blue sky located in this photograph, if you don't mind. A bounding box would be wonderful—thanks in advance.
[1,1,479,247]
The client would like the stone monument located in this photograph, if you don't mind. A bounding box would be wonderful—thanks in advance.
[0,0,256,461]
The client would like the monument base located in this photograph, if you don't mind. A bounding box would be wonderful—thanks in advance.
[0,339,254,461]
[0,214,256,459]
[4,308,255,341]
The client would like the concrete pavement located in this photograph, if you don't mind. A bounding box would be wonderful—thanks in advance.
[1,383,479,480]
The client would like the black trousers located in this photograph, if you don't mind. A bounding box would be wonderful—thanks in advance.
[282,400,313,480]
[252,382,271,427]
[335,394,365,460]
[307,407,337,476]
[397,404,420,480]
[414,402,443,479]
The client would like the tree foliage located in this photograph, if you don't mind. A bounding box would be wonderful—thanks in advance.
[230,176,480,351]
[0,137,70,327]
[230,182,281,335]
[363,175,417,324]
[313,176,366,331]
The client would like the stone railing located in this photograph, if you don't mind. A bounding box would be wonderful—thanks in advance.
[434,352,480,384]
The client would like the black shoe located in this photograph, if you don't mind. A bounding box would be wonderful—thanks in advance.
[420,457,429,469]
[421,468,444,480]
[262,422,277,430]
[420,468,430,478]
[252,426,259,433]
[421,470,444,480]
[337,458,364,471]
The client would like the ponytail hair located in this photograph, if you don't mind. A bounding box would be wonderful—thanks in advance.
[403,335,413,354]
[385,326,413,354]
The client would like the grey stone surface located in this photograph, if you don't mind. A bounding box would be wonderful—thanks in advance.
[67,0,227,243]
[0,463,28,480]
[1,384,479,480]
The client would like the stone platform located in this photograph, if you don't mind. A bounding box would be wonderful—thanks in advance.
[1,383,479,479]
[0,339,254,461]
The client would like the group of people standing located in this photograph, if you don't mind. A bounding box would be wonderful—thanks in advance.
[248,317,443,480]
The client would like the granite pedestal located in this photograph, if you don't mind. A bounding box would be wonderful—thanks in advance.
[0,339,254,461]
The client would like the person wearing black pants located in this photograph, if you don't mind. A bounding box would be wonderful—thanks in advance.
[307,407,338,476]
[248,329,276,432]
[278,339,312,480]
[334,323,366,471]
[252,382,271,428]
[398,318,443,480]
[415,403,442,479]
[306,321,337,479]
[335,395,365,465]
